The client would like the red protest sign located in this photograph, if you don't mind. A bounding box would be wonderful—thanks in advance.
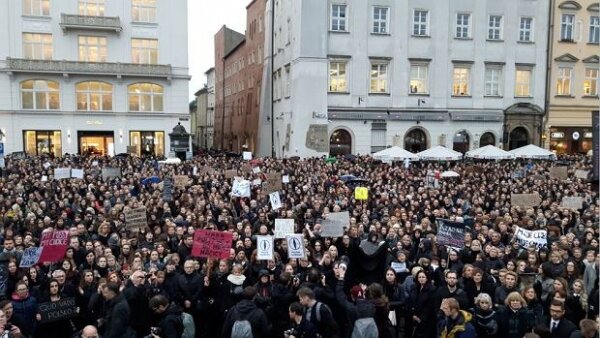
[38,230,70,263]
[192,230,233,259]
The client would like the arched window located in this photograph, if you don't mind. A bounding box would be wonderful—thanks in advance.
[404,128,427,153]
[329,129,352,156]
[21,80,60,110]
[76,81,112,111]
[509,127,530,150]
[128,83,163,112]
[453,130,470,154]
[480,132,496,147]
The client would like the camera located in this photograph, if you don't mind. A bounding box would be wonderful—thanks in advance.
[284,329,298,337]
[144,327,161,338]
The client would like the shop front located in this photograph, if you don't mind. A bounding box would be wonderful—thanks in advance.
[549,127,593,155]
[129,131,165,157]
[78,131,114,156]
[23,130,62,156]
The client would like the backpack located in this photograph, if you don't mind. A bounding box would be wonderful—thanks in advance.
[351,318,378,338]
[181,312,196,338]
[310,302,338,338]
[231,319,253,338]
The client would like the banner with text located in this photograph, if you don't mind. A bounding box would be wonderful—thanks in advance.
[321,211,349,237]
[39,297,77,323]
[125,207,147,232]
[256,236,274,260]
[38,230,70,263]
[436,219,465,249]
[19,247,42,268]
[514,227,547,250]
[192,230,233,259]
[275,219,295,239]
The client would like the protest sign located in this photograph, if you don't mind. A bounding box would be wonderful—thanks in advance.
[549,166,568,180]
[200,166,215,175]
[514,227,547,250]
[38,230,69,263]
[256,236,274,260]
[38,297,78,323]
[19,247,42,268]
[243,151,252,160]
[191,230,233,259]
[102,167,121,181]
[575,170,589,179]
[354,187,368,200]
[92,161,99,166]
[286,235,305,259]
[321,211,349,237]
[275,219,295,239]
[174,175,189,188]
[269,191,282,210]
[232,179,251,197]
[193,166,198,176]
[41,175,48,182]
[71,169,84,179]
[252,179,262,186]
[162,177,173,202]
[511,193,541,208]
[436,219,465,249]
[225,169,237,179]
[282,175,290,183]
[125,207,147,232]
[43,162,51,169]
[252,167,261,174]
[263,173,282,193]
[561,196,583,210]
[54,168,70,180]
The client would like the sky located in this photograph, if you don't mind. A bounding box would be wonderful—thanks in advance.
[187,0,249,101]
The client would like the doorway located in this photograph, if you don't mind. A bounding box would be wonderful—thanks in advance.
[329,129,352,156]
[404,128,427,153]
[453,130,470,154]
[509,127,529,150]
[78,131,114,156]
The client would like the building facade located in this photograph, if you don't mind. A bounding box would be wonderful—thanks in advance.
[191,87,207,149]
[0,0,190,157]
[205,67,215,148]
[545,0,599,154]
[214,0,266,154]
[267,0,550,158]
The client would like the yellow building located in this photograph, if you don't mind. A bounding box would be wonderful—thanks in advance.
[546,0,599,154]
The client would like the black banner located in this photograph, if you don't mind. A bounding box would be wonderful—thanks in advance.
[593,111,599,181]
[39,297,77,323]
[163,177,173,202]
[436,219,466,249]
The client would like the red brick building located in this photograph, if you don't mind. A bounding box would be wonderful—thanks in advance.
[214,0,266,153]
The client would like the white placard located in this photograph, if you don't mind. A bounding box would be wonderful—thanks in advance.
[232,179,251,197]
[20,247,42,268]
[54,168,71,180]
[243,152,252,160]
[92,161,99,166]
[269,191,282,210]
[561,196,583,209]
[321,211,350,237]
[71,169,84,179]
[252,167,261,174]
[286,234,306,259]
[282,175,290,183]
[514,227,547,251]
[193,166,198,176]
[41,175,48,182]
[275,219,295,239]
[252,179,262,186]
[256,236,274,260]
[43,162,51,169]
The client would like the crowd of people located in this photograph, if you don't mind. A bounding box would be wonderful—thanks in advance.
[0,151,597,338]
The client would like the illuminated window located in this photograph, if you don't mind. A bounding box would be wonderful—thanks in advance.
[452,66,470,96]
[409,64,428,94]
[132,0,156,23]
[370,63,388,93]
[23,0,49,16]
[21,80,60,110]
[23,33,53,60]
[78,0,104,16]
[128,83,163,112]
[76,81,112,111]
[79,36,107,62]
[131,38,158,64]
[329,61,347,92]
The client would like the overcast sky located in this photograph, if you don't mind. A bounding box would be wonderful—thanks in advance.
[187,1,248,101]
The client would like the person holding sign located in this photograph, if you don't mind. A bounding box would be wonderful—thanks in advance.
[35,279,76,338]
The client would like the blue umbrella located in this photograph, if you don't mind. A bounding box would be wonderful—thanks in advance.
[340,175,357,182]
[141,176,160,185]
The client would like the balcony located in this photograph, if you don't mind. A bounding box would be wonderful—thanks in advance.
[60,14,122,33]
[4,58,173,79]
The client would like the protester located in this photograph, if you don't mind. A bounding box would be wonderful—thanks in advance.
[221,286,270,338]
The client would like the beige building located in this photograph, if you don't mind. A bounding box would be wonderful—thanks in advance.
[546,0,599,154]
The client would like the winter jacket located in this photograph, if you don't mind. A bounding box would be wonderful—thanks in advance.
[469,306,498,338]
[11,292,38,337]
[408,282,437,338]
[437,310,477,338]
[103,294,135,338]
[496,306,535,338]
[158,304,184,338]
[122,282,150,332]
[176,272,204,310]
[221,299,271,338]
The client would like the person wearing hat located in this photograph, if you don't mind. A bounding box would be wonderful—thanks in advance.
[254,270,273,312]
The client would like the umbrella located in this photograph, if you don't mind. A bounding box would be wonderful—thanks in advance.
[466,145,515,160]
[158,157,181,164]
[141,176,160,185]
[340,175,357,182]
[509,144,556,160]
[372,146,419,161]
[114,153,131,158]
[417,146,463,161]
[441,171,460,178]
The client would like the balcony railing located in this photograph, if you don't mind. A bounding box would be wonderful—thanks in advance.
[4,58,172,79]
[60,13,122,32]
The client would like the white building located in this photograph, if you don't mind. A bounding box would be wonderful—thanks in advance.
[266,0,549,158]
[0,0,190,157]
[205,67,215,148]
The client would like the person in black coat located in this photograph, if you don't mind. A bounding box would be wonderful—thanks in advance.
[464,268,495,308]
[122,271,150,338]
[496,291,535,338]
[101,283,136,338]
[434,270,469,311]
[407,270,437,338]
[148,295,184,338]
[538,299,578,338]
[221,286,271,338]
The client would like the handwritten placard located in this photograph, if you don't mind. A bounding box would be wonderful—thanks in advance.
[549,166,568,180]
[54,168,71,180]
[225,169,237,179]
[354,187,368,200]
[71,169,84,179]
[575,170,589,179]
[191,230,233,259]
[511,193,542,208]
[275,219,295,239]
[514,227,547,251]
[436,219,465,249]
[38,230,69,263]
[19,247,42,268]
[321,211,349,237]
[102,167,121,181]
[125,207,147,232]
[174,175,189,188]
[561,196,583,210]
[263,173,282,193]
[38,297,77,323]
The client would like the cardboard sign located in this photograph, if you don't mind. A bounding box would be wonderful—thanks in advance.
[275,219,295,239]
[38,230,69,263]
[511,193,542,208]
[575,170,589,179]
[514,227,547,250]
[561,196,583,210]
[125,207,147,232]
[71,169,84,179]
[232,179,251,197]
[269,191,282,210]
[354,187,368,200]
[549,166,568,180]
[174,175,189,188]
[191,230,233,259]
[200,166,215,175]
[243,152,253,160]
[252,166,261,174]
[54,168,70,180]
[256,236,274,260]
[282,175,290,183]
[321,211,349,237]
[162,177,173,202]
[225,169,237,179]
[19,247,42,268]
[102,167,121,181]
[436,219,465,249]
[264,173,282,193]
[286,235,306,259]
[38,297,77,323]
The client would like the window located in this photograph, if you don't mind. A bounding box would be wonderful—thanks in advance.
[23,130,62,156]
[561,14,575,41]
[413,10,429,36]
[329,61,347,92]
[456,13,471,38]
[330,4,347,32]
[372,7,389,34]
[128,83,163,112]
[556,67,572,95]
[488,15,503,40]
[21,80,60,110]
[409,64,428,94]
[131,38,158,64]
[76,81,112,111]
[23,0,49,16]
[132,0,156,23]
[515,68,532,97]
[584,68,598,96]
[452,66,470,96]
[519,17,534,42]
[590,16,600,43]
[78,0,104,16]
[78,36,107,62]
[23,33,52,60]
[484,66,502,96]
[370,63,389,93]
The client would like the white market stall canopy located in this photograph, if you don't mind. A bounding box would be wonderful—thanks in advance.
[466,145,515,160]
[509,144,557,160]
[372,146,419,161]
[417,146,463,161]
